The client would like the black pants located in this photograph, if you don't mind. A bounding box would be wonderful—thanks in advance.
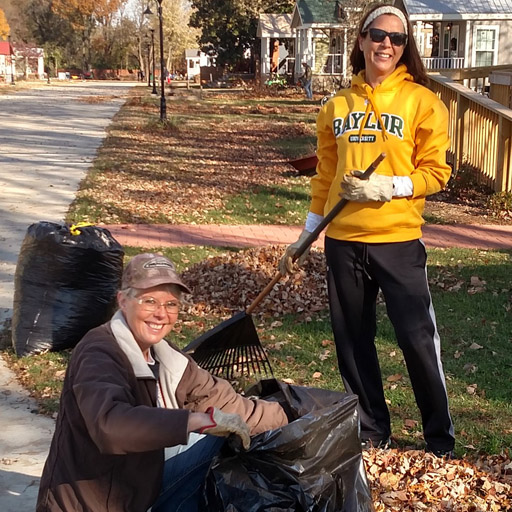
[325,237,455,452]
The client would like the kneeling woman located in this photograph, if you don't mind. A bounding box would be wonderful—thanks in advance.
[37,253,288,512]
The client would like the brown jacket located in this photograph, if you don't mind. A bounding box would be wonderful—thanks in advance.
[37,315,287,511]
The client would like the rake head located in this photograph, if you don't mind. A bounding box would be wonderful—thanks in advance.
[183,312,274,381]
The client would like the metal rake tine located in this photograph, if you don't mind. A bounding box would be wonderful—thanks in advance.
[240,344,253,378]
[226,347,237,380]
[236,346,247,379]
[211,347,229,376]
[216,347,231,379]
[198,349,216,374]
[247,344,259,376]
[247,343,263,375]
[251,342,273,378]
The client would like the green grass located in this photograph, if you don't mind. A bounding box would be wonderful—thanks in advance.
[270,135,317,159]
[255,248,512,457]
[193,182,311,225]
[5,246,510,457]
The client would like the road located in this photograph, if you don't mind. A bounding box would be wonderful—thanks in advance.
[0,80,134,511]
[0,81,134,326]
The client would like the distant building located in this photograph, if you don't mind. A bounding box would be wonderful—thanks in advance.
[257,13,296,82]
[184,49,212,80]
[13,43,45,79]
[0,41,15,82]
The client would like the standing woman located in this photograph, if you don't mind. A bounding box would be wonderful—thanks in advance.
[280,4,455,456]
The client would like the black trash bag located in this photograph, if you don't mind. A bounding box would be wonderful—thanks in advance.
[203,379,374,512]
[12,222,124,356]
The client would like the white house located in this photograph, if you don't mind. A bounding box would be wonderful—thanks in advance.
[258,0,512,92]
[290,0,353,82]
[0,41,14,82]
[397,0,512,70]
[185,49,211,80]
[257,13,295,83]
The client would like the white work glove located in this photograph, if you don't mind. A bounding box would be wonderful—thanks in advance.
[278,229,312,275]
[199,407,251,450]
[341,171,393,202]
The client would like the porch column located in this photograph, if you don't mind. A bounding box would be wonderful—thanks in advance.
[295,29,301,76]
[414,21,423,55]
[343,27,348,81]
[261,36,270,78]
[464,20,472,87]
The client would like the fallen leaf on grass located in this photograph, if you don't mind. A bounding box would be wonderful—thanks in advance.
[463,363,477,374]
[318,350,331,361]
[467,384,478,395]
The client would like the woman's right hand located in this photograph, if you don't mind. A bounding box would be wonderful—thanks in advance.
[278,230,312,275]
[192,409,250,450]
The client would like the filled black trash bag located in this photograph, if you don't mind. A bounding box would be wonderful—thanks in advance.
[203,379,374,512]
[12,222,124,356]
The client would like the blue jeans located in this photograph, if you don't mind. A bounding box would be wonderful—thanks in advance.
[151,436,225,512]
[303,79,313,99]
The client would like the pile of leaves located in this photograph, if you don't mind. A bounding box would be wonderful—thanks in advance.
[364,448,512,511]
[181,245,327,319]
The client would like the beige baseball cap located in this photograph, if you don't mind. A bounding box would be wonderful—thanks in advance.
[121,253,191,294]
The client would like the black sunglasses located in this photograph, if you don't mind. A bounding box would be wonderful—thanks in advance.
[363,28,407,47]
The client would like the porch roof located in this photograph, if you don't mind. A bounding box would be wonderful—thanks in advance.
[185,49,201,59]
[403,0,512,17]
[291,0,349,28]
[257,14,293,38]
[0,41,13,56]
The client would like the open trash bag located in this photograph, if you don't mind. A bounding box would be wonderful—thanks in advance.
[12,222,124,356]
[203,379,374,512]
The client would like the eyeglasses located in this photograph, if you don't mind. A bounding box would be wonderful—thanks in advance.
[136,297,180,314]
[363,28,407,47]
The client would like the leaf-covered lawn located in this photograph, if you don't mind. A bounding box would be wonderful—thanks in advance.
[67,88,317,225]
[15,86,512,511]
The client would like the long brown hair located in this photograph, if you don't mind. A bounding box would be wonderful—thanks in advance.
[349,3,429,86]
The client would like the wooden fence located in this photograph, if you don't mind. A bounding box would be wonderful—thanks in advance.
[428,73,512,193]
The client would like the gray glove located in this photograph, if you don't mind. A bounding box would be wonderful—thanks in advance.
[278,229,312,275]
[341,171,393,202]
[199,407,251,450]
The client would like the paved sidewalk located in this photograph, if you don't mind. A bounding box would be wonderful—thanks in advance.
[103,222,512,250]
[0,81,133,512]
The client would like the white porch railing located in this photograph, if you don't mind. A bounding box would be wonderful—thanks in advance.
[317,53,344,76]
[422,57,465,70]
[283,57,295,75]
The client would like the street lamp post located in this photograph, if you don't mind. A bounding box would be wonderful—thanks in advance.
[146,40,151,87]
[150,29,157,95]
[8,36,15,85]
[144,0,166,121]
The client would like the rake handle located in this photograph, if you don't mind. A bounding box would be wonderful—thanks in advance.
[246,152,386,315]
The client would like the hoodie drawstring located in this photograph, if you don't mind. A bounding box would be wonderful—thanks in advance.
[358,86,389,142]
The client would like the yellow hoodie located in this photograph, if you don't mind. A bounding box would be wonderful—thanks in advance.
[311,64,451,243]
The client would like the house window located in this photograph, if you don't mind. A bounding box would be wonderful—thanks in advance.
[473,26,499,67]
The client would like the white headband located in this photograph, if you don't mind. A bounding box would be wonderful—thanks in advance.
[361,6,408,36]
